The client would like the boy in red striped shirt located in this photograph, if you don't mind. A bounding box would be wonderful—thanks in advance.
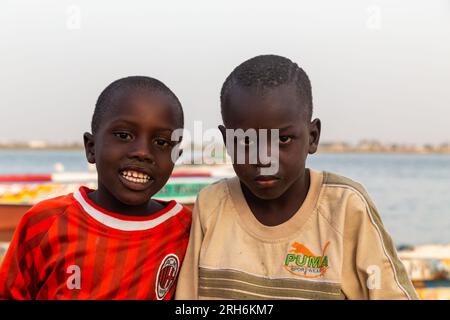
[0,76,191,300]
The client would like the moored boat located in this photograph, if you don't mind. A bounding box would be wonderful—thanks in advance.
[398,244,450,300]
[0,164,234,242]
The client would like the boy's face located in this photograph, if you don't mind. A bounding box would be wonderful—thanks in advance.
[84,90,182,207]
[220,83,321,200]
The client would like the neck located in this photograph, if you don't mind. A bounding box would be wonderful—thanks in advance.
[242,169,310,226]
[88,185,163,217]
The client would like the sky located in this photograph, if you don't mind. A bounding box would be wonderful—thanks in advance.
[1,0,449,145]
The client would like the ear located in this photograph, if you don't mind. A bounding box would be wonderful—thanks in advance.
[218,124,236,160]
[218,125,227,146]
[83,132,96,164]
[178,148,183,159]
[308,118,321,154]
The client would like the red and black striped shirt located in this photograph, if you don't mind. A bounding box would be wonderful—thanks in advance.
[0,186,191,300]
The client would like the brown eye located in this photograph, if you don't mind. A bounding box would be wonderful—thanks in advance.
[279,136,292,144]
[154,138,171,148]
[114,132,133,141]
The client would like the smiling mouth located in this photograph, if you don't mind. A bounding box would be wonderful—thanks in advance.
[119,169,154,186]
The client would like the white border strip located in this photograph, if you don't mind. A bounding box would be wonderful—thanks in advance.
[73,189,183,231]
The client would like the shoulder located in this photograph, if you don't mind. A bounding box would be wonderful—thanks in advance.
[194,177,233,220]
[12,193,74,251]
[322,171,367,195]
[196,177,230,206]
[319,171,387,237]
[321,171,375,209]
[29,193,74,213]
[316,171,381,232]
[170,202,192,230]
[18,193,74,233]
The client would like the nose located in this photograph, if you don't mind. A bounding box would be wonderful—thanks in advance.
[128,137,155,164]
[254,140,275,168]
[255,143,280,176]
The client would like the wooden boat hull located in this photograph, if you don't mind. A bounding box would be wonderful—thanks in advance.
[0,204,31,242]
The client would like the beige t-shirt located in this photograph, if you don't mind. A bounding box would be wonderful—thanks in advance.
[175,169,418,300]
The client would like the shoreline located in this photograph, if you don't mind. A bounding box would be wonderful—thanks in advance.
[1,146,450,155]
[2,138,450,155]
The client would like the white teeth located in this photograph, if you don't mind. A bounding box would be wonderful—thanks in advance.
[122,175,147,184]
[121,170,152,184]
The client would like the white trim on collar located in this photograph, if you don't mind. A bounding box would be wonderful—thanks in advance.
[73,189,184,231]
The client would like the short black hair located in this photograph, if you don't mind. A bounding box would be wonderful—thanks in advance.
[91,76,183,133]
[220,54,313,120]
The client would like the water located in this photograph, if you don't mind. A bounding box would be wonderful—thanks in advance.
[0,150,89,174]
[0,150,449,246]
[307,153,450,246]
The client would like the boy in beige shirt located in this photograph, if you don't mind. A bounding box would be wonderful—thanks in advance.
[176,55,418,300]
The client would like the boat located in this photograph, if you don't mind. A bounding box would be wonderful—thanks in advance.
[0,164,235,242]
[398,244,450,300]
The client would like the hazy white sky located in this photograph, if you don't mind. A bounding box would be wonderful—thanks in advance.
[1,0,449,145]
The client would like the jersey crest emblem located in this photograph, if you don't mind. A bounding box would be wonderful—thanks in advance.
[155,253,180,300]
